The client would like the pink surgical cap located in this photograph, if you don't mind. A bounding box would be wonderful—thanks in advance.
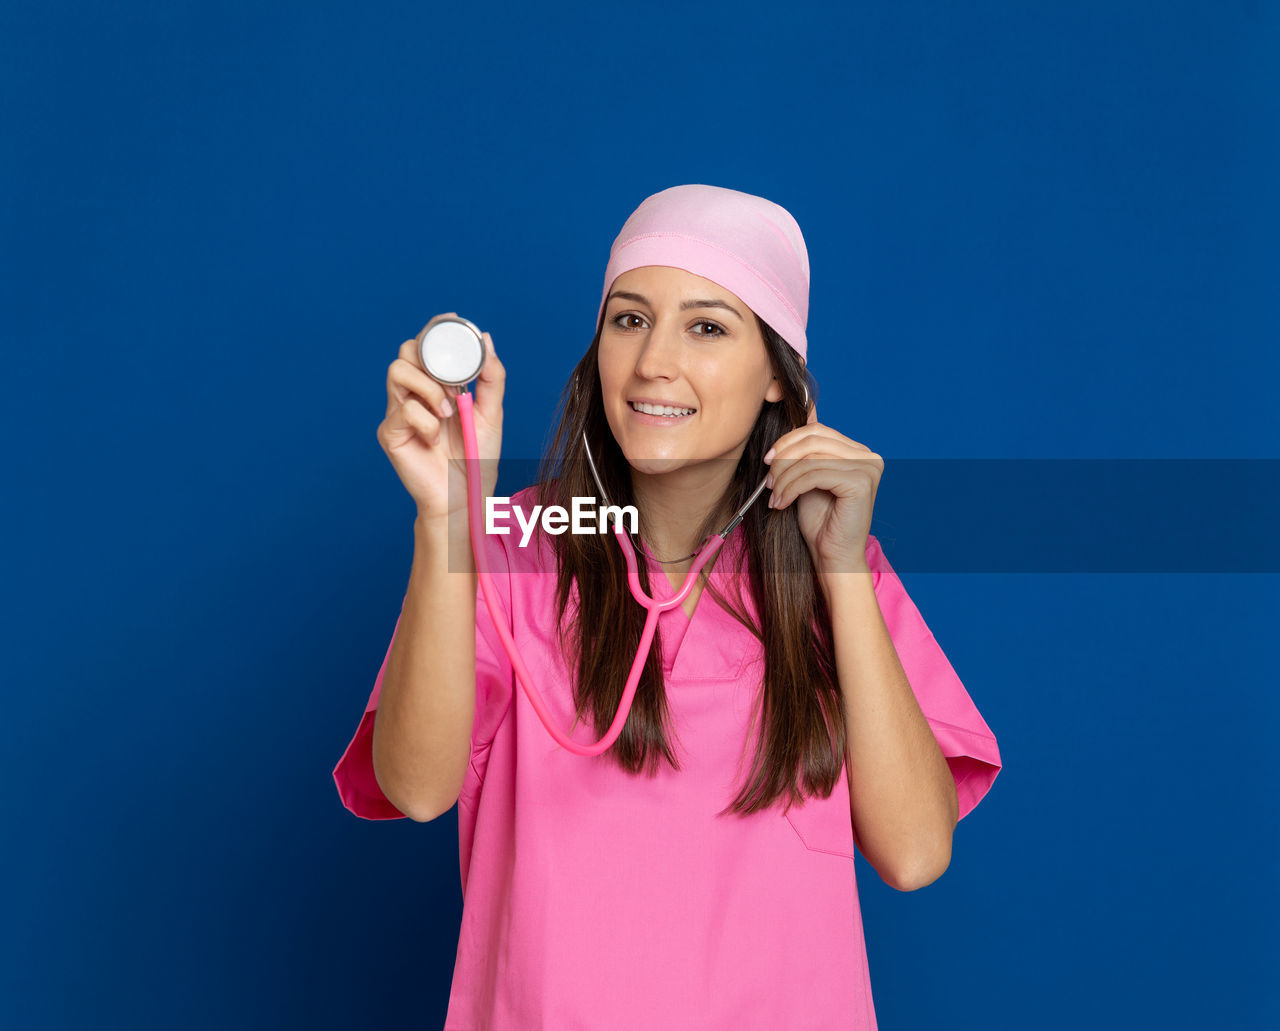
[597,183,811,361]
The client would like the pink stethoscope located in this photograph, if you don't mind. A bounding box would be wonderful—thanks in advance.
[420,314,770,756]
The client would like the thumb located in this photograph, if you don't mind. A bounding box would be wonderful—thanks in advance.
[473,332,506,427]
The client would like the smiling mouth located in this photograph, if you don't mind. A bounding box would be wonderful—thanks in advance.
[629,401,696,418]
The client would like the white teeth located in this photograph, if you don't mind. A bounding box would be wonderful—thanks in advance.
[632,402,695,417]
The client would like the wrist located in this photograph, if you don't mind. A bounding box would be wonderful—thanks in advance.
[414,508,452,534]
[817,561,875,609]
[414,509,477,574]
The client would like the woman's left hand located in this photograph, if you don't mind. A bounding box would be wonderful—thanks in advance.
[763,403,883,575]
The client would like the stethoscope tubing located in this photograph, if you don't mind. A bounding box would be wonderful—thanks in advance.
[455,389,724,756]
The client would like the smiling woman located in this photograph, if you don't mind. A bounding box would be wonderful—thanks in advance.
[540,260,834,793]
[334,183,1002,1030]
[598,266,784,481]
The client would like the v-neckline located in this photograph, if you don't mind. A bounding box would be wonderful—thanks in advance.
[641,530,744,671]
[644,546,705,622]
[673,577,704,621]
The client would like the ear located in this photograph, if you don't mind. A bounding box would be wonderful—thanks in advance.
[765,376,784,404]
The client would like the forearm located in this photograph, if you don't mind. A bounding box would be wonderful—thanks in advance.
[822,568,958,891]
[370,513,479,822]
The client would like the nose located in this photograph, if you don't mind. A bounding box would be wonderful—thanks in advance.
[633,317,683,382]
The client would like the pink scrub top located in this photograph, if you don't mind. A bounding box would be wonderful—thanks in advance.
[334,487,1002,1030]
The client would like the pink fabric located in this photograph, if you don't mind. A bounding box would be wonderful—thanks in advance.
[597,184,811,360]
[333,488,1001,1029]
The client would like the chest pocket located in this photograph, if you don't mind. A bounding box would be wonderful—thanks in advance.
[784,781,857,860]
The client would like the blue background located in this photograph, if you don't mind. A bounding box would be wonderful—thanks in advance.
[2,1,1277,1028]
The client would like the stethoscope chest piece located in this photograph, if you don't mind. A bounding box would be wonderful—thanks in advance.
[419,314,486,386]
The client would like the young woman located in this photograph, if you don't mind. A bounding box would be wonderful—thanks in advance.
[334,184,1002,1029]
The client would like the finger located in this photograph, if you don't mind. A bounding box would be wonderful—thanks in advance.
[405,398,444,447]
[386,397,442,448]
[398,336,423,369]
[771,460,873,509]
[766,425,870,463]
[387,356,455,421]
[389,349,445,409]
[765,425,832,462]
[473,332,506,427]
[771,449,884,484]
[769,453,876,499]
[766,452,850,496]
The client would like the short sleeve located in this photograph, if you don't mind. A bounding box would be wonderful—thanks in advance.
[331,530,516,821]
[866,534,1002,821]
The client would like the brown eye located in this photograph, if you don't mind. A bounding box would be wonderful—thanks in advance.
[693,321,725,336]
[613,313,646,330]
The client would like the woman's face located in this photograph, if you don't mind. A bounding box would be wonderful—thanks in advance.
[598,265,782,478]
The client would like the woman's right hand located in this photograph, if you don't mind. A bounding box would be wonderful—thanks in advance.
[376,313,505,522]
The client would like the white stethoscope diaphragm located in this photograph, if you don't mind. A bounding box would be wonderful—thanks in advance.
[419,314,486,387]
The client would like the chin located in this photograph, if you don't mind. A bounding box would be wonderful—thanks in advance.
[622,453,687,477]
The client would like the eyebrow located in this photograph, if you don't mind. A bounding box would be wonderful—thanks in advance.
[606,290,744,323]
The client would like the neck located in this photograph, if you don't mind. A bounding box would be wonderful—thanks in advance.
[630,460,737,561]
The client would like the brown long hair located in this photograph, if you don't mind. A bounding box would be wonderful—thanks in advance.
[532,307,845,817]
